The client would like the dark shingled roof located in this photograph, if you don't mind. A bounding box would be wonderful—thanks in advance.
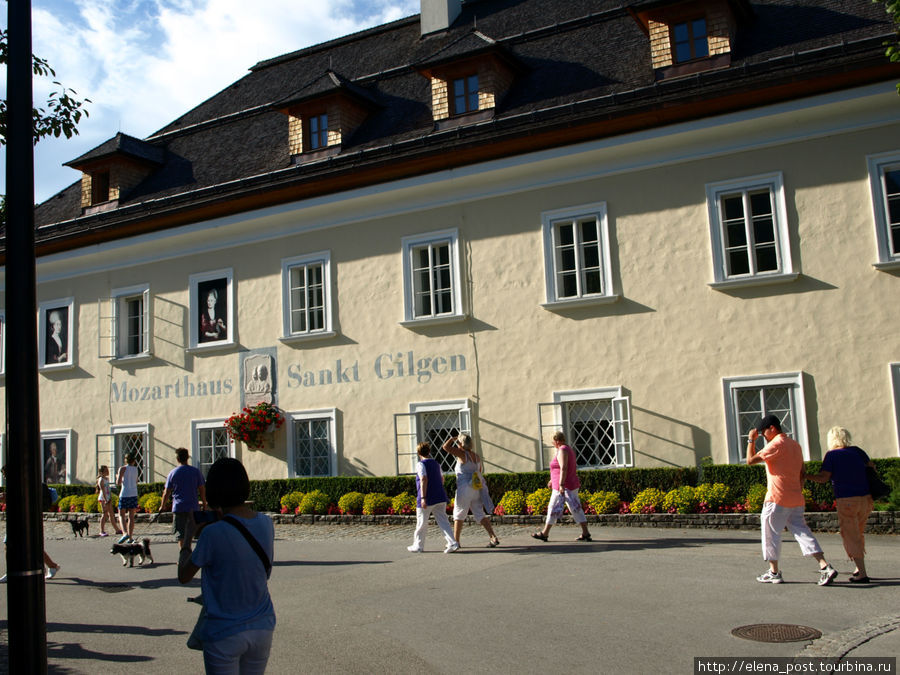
[26,0,898,251]
[63,132,165,169]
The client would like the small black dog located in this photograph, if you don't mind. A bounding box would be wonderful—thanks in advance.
[110,538,153,567]
[69,518,89,538]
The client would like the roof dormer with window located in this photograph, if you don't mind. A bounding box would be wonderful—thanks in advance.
[417,31,523,129]
[631,0,752,80]
[64,133,165,214]
[275,71,379,161]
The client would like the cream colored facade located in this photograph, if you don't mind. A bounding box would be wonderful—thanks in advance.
[3,82,900,484]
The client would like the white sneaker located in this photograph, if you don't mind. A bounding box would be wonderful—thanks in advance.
[406,545,423,553]
[0,574,7,583]
[818,565,837,586]
[444,542,459,554]
[45,565,61,580]
[756,570,783,584]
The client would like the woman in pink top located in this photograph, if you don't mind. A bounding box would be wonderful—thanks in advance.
[532,432,592,542]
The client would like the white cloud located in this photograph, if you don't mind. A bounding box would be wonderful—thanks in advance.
[7,0,420,202]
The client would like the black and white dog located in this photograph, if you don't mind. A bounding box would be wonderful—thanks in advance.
[69,518,89,538]
[110,538,153,567]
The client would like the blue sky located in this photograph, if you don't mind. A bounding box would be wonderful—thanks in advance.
[1,0,419,203]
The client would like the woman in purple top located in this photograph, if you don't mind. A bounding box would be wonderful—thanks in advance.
[804,426,875,583]
[407,442,459,553]
[532,431,592,543]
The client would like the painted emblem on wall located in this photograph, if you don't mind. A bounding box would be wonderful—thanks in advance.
[243,352,275,407]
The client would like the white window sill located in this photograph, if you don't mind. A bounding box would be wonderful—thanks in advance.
[186,341,236,354]
[541,294,621,311]
[708,272,799,291]
[110,353,153,365]
[279,331,337,345]
[399,313,468,328]
[873,260,900,272]
[39,362,77,373]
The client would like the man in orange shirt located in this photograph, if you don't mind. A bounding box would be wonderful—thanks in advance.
[747,415,837,585]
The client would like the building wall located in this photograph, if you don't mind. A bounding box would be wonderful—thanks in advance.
[4,84,899,484]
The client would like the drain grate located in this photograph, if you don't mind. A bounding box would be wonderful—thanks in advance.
[99,584,133,593]
[731,624,822,643]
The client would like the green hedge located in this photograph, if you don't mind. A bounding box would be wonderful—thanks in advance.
[47,458,900,513]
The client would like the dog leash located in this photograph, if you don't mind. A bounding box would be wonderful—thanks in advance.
[222,515,271,576]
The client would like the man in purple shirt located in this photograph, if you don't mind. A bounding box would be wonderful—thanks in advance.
[158,447,207,546]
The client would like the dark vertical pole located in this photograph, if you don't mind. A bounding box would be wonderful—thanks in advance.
[5,0,48,672]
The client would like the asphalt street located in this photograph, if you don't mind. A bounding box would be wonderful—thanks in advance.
[1,520,897,673]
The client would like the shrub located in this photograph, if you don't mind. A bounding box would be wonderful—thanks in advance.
[81,494,101,513]
[745,484,767,512]
[138,493,160,512]
[695,483,731,512]
[56,495,77,513]
[142,494,162,513]
[496,490,527,516]
[391,492,417,515]
[298,490,331,515]
[338,492,365,515]
[588,490,621,514]
[280,491,305,513]
[525,488,552,515]
[630,487,666,514]
[363,492,393,515]
[663,486,698,514]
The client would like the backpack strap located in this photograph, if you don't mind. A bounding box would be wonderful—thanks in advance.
[222,515,272,577]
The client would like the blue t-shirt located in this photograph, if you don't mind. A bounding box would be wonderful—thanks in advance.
[416,457,448,506]
[821,446,870,499]
[191,513,276,642]
[164,464,205,513]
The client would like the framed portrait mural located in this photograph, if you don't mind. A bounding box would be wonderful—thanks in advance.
[38,297,75,370]
[190,269,234,349]
[41,430,73,485]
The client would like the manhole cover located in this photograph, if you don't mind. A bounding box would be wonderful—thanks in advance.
[99,584,133,593]
[731,624,822,643]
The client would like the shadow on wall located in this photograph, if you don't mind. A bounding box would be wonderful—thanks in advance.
[632,405,711,467]
[477,417,539,473]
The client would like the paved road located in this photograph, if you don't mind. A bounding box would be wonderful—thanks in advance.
[1,520,898,673]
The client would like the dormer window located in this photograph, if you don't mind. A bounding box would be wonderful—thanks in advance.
[91,170,111,204]
[452,75,479,116]
[672,18,708,63]
[308,113,329,151]
[633,0,749,79]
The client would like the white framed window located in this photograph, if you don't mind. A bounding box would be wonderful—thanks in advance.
[722,372,809,464]
[96,424,150,483]
[308,113,329,150]
[192,420,233,478]
[40,429,73,484]
[706,173,796,288]
[189,269,234,350]
[38,296,75,370]
[280,251,334,342]
[538,388,633,470]
[890,363,900,456]
[288,409,337,477]
[401,229,465,325]
[866,151,900,270]
[99,284,151,360]
[394,400,471,475]
[541,202,617,308]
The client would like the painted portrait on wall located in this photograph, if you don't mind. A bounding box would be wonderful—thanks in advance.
[38,298,75,369]
[190,270,233,348]
[43,437,67,484]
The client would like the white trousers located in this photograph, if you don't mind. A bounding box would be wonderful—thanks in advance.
[760,501,823,562]
[411,502,457,550]
[545,488,587,525]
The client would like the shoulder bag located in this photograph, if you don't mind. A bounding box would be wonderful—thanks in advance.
[853,448,891,500]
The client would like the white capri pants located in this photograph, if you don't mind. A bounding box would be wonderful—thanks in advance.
[411,502,456,550]
[453,483,487,522]
[545,488,587,525]
[760,501,823,562]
